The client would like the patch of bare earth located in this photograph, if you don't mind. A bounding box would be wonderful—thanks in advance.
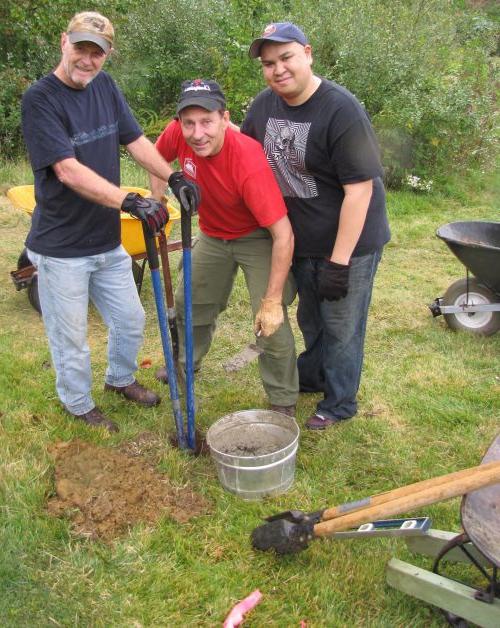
[47,439,210,541]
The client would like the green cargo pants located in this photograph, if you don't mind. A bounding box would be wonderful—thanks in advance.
[175,229,298,406]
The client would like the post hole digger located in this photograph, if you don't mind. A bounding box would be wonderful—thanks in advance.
[251,459,500,554]
[141,193,197,451]
[142,221,188,449]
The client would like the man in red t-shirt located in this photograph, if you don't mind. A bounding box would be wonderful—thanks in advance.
[150,79,298,415]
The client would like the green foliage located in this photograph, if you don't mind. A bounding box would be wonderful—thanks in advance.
[1,0,498,187]
[0,0,138,154]
[294,0,498,187]
[112,0,220,119]
[112,0,286,128]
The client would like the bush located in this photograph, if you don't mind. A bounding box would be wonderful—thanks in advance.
[294,0,498,187]
[113,0,285,131]
[1,0,498,189]
[0,0,139,155]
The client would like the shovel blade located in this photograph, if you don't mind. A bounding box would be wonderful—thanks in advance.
[223,343,264,372]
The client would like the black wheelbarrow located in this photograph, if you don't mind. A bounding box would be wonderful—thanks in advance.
[429,221,500,336]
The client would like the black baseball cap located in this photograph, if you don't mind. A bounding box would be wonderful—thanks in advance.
[249,22,308,58]
[176,79,226,114]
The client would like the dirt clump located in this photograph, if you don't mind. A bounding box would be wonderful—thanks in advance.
[47,439,210,541]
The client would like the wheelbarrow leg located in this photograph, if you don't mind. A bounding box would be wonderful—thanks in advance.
[131,258,147,295]
[142,223,187,449]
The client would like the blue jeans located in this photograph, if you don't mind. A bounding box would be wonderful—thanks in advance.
[292,250,382,420]
[27,245,145,415]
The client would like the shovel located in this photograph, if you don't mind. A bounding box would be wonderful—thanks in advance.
[251,460,500,554]
[223,342,264,372]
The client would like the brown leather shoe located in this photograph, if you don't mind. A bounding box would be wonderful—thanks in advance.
[270,404,296,417]
[69,407,119,432]
[104,380,161,407]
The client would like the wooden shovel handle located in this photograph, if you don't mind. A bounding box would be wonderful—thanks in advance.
[315,461,500,538]
[158,231,174,308]
[321,460,500,522]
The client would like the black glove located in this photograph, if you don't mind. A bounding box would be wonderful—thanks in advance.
[121,193,169,235]
[168,171,201,215]
[317,259,350,301]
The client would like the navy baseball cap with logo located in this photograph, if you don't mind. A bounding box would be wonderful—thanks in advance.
[176,79,226,114]
[249,22,308,58]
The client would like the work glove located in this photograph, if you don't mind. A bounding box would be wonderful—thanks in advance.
[121,193,169,235]
[317,259,350,301]
[254,298,284,337]
[168,171,201,215]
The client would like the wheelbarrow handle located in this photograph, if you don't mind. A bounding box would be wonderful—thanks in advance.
[142,223,187,449]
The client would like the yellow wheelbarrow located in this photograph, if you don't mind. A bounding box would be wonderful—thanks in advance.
[7,185,180,312]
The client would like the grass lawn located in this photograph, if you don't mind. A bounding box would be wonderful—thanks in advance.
[0,161,498,626]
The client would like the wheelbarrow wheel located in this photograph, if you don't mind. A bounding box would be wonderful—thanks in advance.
[442,277,499,336]
[17,248,41,315]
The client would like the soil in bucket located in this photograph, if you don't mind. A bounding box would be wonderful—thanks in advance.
[215,421,292,456]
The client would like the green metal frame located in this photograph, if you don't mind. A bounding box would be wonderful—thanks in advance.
[386,529,500,628]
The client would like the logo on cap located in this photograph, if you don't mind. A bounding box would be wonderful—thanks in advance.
[262,24,277,36]
[83,16,106,32]
[183,79,214,94]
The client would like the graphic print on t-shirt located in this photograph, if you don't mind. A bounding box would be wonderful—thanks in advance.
[70,121,119,147]
[184,157,196,179]
[264,118,317,198]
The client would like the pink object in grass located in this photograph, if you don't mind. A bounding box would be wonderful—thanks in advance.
[223,589,263,628]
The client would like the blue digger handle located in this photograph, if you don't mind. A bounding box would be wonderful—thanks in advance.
[181,207,196,450]
[142,223,187,449]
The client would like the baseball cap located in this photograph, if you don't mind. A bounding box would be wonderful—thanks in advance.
[249,22,308,58]
[176,79,226,114]
[67,11,114,54]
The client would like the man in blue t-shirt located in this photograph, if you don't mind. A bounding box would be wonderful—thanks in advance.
[242,23,391,430]
[22,11,200,432]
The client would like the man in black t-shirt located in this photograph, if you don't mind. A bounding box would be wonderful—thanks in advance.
[22,11,200,432]
[242,22,390,430]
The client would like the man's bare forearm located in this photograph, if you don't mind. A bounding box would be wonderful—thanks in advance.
[52,135,176,210]
[149,173,168,201]
[265,216,294,301]
[53,158,127,209]
[331,179,373,264]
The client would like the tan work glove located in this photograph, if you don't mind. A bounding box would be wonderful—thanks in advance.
[254,298,284,337]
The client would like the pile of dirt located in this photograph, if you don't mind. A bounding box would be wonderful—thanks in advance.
[47,439,210,541]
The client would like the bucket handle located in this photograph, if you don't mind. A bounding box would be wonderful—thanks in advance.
[213,445,298,472]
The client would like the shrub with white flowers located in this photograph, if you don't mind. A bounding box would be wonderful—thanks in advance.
[404,174,433,193]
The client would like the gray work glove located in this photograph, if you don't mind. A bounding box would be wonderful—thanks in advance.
[317,260,350,301]
[121,193,169,235]
[168,172,201,215]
